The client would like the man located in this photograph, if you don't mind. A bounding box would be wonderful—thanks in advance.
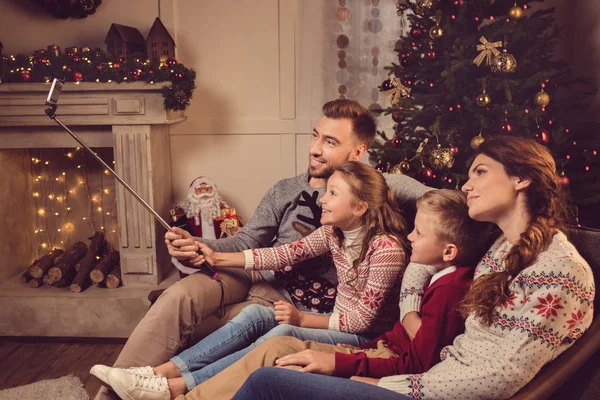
[95,99,429,400]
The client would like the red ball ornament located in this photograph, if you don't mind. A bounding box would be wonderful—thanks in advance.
[391,136,403,148]
[21,71,31,82]
[535,128,550,144]
[73,72,83,82]
[113,63,121,69]
[391,112,405,123]
[410,27,424,39]
[129,68,141,80]
[72,56,80,62]
[560,175,570,186]
[451,146,459,154]
[500,121,513,134]
[166,58,178,66]
[423,167,434,178]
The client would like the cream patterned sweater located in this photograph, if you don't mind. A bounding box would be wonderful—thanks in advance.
[243,225,407,334]
[383,231,595,399]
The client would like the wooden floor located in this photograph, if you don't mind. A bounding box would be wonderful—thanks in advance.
[0,337,125,398]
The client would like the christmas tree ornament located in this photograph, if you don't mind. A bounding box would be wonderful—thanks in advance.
[535,127,550,144]
[392,112,405,123]
[21,71,31,82]
[470,133,485,150]
[490,49,517,73]
[473,36,502,67]
[415,0,435,16]
[73,71,83,82]
[382,77,411,105]
[428,144,455,170]
[508,3,524,21]
[422,167,434,178]
[381,79,394,91]
[375,161,391,173]
[476,90,491,107]
[166,58,178,66]
[559,171,570,186]
[129,68,142,80]
[429,25,444,40]
[391,136,403,148]
[390,160,411,174]
[500,120,513,134]
[410,27,424,40]
[534,89,551,106]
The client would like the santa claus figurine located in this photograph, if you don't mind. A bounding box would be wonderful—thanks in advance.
[169,176,240,239]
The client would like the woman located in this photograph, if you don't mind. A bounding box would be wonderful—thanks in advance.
[223,136,594,400]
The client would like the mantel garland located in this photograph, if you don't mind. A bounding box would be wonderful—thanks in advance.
[34,0,103,19]
[0,47,196,111]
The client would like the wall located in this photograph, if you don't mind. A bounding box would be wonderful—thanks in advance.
[1,0,599,222]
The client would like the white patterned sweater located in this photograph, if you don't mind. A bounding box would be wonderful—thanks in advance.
[383,231,595,399]
[243,225,407,334]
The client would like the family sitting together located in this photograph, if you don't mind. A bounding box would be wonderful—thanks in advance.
[92,100,595,400]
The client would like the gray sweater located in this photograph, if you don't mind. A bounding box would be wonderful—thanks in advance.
[172,171,432,305]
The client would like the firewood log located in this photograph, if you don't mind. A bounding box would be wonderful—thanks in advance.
[28,249,64,279]
[43,273,54,286]
[54,267,77,288]
[90,250,120,284]
[28,278,43,288]
[21,270,33,284]
[47,241,87,282]
[106,266,121,289]
[70,232,106,293]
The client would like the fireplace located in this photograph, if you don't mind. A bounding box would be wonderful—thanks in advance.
[0,82,183,337]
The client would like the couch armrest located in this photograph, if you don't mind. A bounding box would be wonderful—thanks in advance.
[510,318,600,400]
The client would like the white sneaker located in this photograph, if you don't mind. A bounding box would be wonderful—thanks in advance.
[107,369,170,400]
[90,365,155,390]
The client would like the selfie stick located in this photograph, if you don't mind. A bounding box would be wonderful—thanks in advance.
[43,79,219,279]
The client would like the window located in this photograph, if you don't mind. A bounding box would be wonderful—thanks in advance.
[117,43,123,54]
[152,42,157,48]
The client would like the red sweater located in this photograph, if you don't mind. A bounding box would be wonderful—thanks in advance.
[333,266,473,378]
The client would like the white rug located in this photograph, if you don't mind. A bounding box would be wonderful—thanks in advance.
[0,374,89,400]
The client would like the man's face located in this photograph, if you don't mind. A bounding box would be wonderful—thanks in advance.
[194,183,214,197]
[308,116,364,179]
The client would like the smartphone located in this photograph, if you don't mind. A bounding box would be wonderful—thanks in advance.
[45,78,64,108]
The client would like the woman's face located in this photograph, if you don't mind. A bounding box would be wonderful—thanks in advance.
[462,154,522,223]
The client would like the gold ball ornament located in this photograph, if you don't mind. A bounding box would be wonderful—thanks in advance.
[508,5,524,21]
[429,25,444,40]
[428,145,455,170]
[415,0,435,16]
[476,91,491,107]
[490,50,517,73]
[390,161,411,174]
[470,135,485,150]
[534,90,551,106]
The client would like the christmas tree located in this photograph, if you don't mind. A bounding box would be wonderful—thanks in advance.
[370,0,599,227]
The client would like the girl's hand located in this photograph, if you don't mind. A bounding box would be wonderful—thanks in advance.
[193,242,218,267]
[349,376,380,386]
[274,301,304,326]
[336,343,361,351]
[275,350,335,375]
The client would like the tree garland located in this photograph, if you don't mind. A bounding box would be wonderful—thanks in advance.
[34,0,102,19]
[0,48,196,111]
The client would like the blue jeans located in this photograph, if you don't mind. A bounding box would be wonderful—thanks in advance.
[170,304,371,390]
[232,367,411,400]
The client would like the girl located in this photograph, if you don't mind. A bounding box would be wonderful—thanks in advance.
[226,135,595,400]
[96,161,409,400]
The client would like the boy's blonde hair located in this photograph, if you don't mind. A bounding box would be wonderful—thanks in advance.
[416,189,492,266]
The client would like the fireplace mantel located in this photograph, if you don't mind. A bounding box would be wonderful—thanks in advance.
[0,82,183,337]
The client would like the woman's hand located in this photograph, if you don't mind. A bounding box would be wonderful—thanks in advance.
[275,350,335,375]
[274,301,305,326]
[165,227,202,263]
[349,376,380,386]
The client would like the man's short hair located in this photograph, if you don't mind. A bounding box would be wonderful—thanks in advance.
[322,99,376,147]
[416,189,493,266]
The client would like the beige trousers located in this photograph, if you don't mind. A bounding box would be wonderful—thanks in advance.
[94,269,287,400]
[179,336,397,400]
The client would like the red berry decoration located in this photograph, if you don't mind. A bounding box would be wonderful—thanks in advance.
[535,128,550,144]
[21,71,31,82]
[392,112,405,123]
[72,56,80,62]
[173,71,185,80]
[391,136,403,148]
[560,175,570,186]
[500,121,513,134]
[73,72,83,82]
[451,146,459,154]
[423,167,433,178]
[129,68,141,80]
[113,63,120,69]
[166,58,178,66]
[410,27,424,39]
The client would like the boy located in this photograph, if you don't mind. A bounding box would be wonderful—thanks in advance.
[175,189,493,400]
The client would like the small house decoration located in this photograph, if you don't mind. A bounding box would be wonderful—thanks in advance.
[146,18,176,60]
[104,24,146,57]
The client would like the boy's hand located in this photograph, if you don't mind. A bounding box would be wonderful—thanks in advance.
[274,301,304,326]
[193,242,217,267]
[349,376,380,386]
[402,311,422,340]
[336,343,361,351]
[275,350,335,375]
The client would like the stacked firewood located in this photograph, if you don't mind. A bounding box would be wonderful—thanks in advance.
[21,231,122,292]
